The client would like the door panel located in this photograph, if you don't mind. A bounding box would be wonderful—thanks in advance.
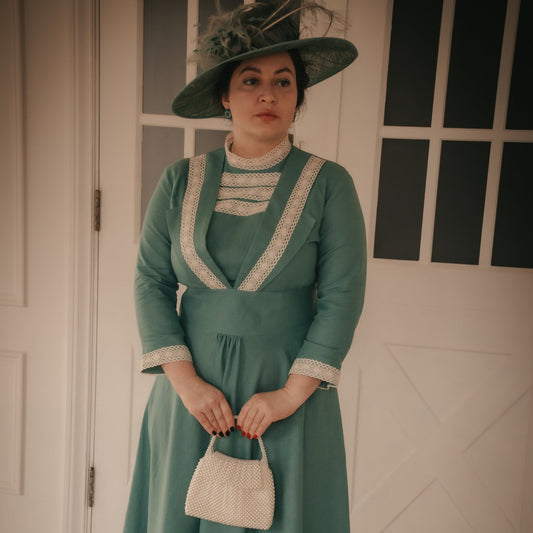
[0,0,80,531]
[338,1,533,532]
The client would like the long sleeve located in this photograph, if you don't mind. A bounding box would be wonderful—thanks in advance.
[289,163,367,387]
[135,161,192,373]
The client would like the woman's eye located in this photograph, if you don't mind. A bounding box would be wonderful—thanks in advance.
[277,79,291,88]
[243,78,258,86]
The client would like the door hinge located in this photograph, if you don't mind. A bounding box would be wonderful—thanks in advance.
[94,189,101,231]
[88,466,95,508]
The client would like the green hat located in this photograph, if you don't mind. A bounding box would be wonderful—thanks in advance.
[172,1,358,119]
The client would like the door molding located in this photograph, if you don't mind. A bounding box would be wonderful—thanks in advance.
[62,0,99,531]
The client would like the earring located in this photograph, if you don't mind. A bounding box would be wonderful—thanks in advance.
[224,109,232,120]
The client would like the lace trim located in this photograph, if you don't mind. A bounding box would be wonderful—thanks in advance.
[141,345,192,371]
[238,156,325,291]
[214,199,269,216]
[289,358,340,387]
[218,186,275,201]
[220,172,280,187]
[225,133,291,170]
[181,155,226,289]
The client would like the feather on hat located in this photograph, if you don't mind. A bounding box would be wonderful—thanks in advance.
[172,0,358,118]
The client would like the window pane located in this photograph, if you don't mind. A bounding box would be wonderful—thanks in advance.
[443,0,507,128]
[506,0,533,129]
[141,126,184,221]
[432,141,490,265]
[384,0,442,127]
[374,139,429,260]
[143,0,188,115]
[492,142,533,269]
[195,130,230,156]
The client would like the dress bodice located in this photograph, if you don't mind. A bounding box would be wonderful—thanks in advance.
[206,135,291,285]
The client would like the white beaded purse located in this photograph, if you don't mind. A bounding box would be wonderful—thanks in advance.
[185,432,275,530]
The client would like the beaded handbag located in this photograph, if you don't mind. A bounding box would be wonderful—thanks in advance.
[185,432,275,530]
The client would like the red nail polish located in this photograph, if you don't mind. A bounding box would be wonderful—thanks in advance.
[241,431,246,437]
[237,425,242,430]
[246,433,251,439]
[253,435,258,439]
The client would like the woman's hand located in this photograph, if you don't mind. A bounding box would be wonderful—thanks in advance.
[237,374,321,438]
[162,361,235,437]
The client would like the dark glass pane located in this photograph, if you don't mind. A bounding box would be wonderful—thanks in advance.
[432,141,490,264]
[444,0,507,128]
[506,0,533,129]
[374,139,429,260]
[141,126,184,221]
[143,0,188,115]
[384,0,443,127]
[195,129,230,155]
[492,143,533,268]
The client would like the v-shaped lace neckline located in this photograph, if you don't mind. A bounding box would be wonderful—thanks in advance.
[179,148,325,292]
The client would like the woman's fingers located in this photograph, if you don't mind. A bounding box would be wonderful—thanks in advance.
[163,362,237,436]
[172,375,235,436]
[240,409,270,439]
[238,389,302,438]
[219,399,236,434]
[251,416,271,439]
[245,412,267,439]
[196,411,219,436]
[237,394,275,439]
[210,402,233,436]
[236,402,252,434]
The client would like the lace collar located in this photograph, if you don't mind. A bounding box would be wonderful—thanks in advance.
[224,133,292,171]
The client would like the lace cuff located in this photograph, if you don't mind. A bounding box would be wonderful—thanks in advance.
[141,345,192,371]
[289,358,340,387]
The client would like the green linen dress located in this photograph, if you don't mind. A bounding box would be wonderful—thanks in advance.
[123,136,366,533]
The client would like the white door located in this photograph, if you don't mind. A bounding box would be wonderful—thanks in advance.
[93,1,533,532]
[336,0,533,532]
[0,0,95,532]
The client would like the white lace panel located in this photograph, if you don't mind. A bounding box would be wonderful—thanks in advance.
[141,345,192,371]
[181,155,226,289]
[225,133,292,170]
[214,199,270,216]
[238,156,325,292]
[217,186,275,201]
[220,172,280,187]
[289,358,340,387]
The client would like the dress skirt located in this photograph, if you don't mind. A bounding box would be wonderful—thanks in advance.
[123,287,351,533]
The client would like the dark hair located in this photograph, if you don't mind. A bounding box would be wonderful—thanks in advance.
[214,49,309,113]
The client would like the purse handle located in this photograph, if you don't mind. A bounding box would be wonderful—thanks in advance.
[206,416,269,465]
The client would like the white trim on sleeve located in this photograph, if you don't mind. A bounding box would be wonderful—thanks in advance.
[141,345,192,371]
[289,357,340,387]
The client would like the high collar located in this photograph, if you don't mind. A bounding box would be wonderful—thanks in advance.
[224,133,292,171]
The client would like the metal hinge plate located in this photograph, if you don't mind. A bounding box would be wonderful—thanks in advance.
[88,466,95,507]
[94,189,101,231]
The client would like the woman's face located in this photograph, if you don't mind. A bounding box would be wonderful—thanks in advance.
[221,52,298,150]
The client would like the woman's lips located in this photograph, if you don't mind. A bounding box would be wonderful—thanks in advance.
[256,112,278,121]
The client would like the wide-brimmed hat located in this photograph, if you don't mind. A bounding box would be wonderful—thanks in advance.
[172,1,358,118]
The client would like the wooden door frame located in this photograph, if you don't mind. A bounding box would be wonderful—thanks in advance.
[62,0,99,531]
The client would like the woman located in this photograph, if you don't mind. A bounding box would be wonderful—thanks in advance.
[124,1,366,532]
